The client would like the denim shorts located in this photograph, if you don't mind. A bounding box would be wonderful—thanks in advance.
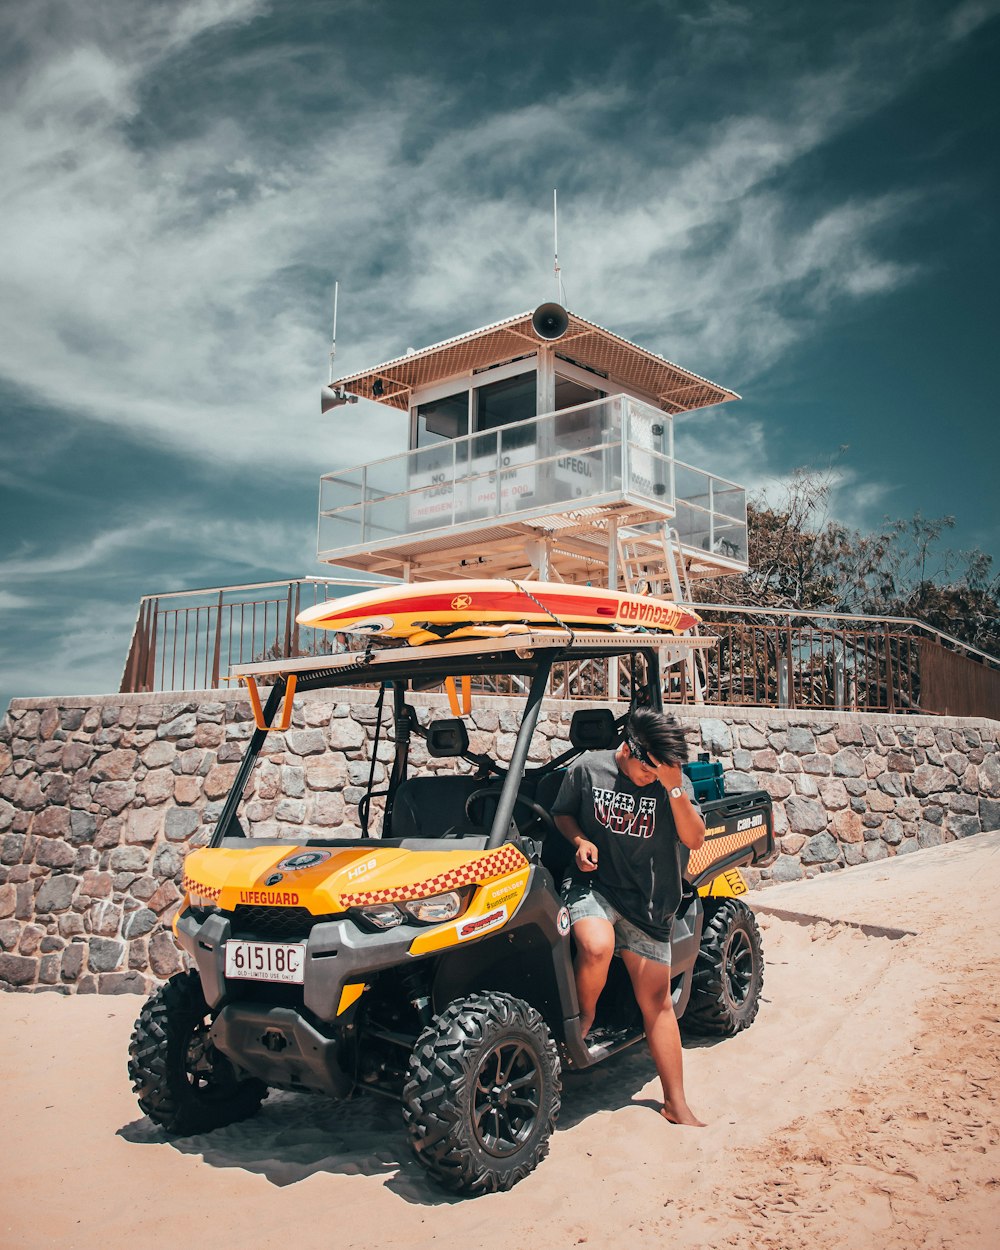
[562,879,673,965]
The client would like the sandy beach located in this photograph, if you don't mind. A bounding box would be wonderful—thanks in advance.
[3,832,998,1250]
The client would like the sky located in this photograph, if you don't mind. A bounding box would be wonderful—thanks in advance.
[1,0,999,713]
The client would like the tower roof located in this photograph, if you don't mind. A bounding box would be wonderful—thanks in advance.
[330,308,739,414]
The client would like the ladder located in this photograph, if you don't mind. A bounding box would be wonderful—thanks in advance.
[615,523,706,704]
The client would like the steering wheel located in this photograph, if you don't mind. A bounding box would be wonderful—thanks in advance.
[464,786,559,837]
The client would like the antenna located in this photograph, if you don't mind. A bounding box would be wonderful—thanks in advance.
[320,279,358,413]
[552,189,565,305]
[328,280,339,384]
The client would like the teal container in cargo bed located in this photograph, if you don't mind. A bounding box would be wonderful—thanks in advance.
[683,753,725,802]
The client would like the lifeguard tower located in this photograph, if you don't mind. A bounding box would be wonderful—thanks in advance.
[316,303,748,600]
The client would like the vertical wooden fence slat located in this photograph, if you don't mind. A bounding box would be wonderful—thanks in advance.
[210,591,224,689]
[291,581,301,657]
[143,599,158,693]
[283,583,294,658]
[884,623,895,714]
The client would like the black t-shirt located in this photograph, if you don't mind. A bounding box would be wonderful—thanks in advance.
[551,750,696,941]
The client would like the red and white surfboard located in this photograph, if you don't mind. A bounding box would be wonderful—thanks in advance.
[297,579,699,642]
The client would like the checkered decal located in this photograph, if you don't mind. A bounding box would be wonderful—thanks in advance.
[182,874,222,902]
[687,826,762,878]
[339,844,527,908]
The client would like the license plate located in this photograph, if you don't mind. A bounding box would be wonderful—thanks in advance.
[224,940,305,984]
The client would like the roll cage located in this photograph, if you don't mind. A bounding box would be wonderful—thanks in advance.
[211,631,711,853]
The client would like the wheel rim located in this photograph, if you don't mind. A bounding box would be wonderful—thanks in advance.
[723,928,754,1007]
[183,1016,239,1102]
[472,1040,543,1158]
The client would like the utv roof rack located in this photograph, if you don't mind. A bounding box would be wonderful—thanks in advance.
[227,629,714,684]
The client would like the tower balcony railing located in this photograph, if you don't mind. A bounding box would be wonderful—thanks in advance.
[317,394,748,566]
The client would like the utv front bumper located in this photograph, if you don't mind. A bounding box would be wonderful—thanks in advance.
[175,907,418,1097]
[209,1002,354,1096]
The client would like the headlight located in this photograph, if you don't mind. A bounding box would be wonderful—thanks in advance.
[402,890,467,924]
[354,889,471,931]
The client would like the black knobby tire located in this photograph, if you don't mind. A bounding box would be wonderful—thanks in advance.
[683,898,764,1036]
[402,992,561,1194]
[127,970,267,1134]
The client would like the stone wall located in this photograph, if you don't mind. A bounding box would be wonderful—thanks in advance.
[1,690,997,995]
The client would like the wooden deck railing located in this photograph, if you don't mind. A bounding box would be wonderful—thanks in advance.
[119,578,382,696]
[684,605,998,720]
[119,582,1000,721]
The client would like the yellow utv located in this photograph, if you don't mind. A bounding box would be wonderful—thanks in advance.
[128,630,773,1194]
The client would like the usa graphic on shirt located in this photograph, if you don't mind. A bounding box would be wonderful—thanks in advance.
[592,788,658,839]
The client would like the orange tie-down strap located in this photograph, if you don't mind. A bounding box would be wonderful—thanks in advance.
[339,844,526,908]
[687,826,763,878]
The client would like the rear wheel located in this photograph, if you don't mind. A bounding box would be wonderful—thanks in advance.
[683,898,764,1036]
[128,970,267,1134]
[402,992,561,1193]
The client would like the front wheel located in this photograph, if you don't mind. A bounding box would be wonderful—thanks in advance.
[682,898,764,1036]
[402,992,561,1194]
[128,970,267,1134]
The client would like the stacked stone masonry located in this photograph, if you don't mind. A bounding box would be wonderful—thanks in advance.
[1,689,997,995]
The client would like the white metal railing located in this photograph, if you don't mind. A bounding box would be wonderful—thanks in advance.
[317,394,748,563]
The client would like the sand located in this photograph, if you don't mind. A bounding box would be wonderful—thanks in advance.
[3,832,998,1250]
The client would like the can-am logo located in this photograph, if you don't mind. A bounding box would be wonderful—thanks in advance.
[456,905,507,942]
[277,850,333,872]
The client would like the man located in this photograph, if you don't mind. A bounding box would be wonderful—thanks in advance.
[552,707,707,1127]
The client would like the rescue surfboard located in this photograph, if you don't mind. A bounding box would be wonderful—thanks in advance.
[296,579,700,644]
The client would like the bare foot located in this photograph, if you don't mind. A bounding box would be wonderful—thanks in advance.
[660,1102,706,1128]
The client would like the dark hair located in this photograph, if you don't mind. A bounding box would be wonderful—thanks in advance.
[625,708,689,767]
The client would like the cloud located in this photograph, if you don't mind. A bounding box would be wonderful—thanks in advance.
[0,504,320,708]
[0,0,977,481]
[676,0,752,27]
[945,0,1000,41]
[0,506,315,587]
[736,460,898,537]
[2,0,995,714]
[0,596,141,704]
[0,499,381,710]
[0,591,36,612]
[0,522,162,579]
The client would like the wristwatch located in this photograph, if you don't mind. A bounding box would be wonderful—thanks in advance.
[668,786,684,800]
